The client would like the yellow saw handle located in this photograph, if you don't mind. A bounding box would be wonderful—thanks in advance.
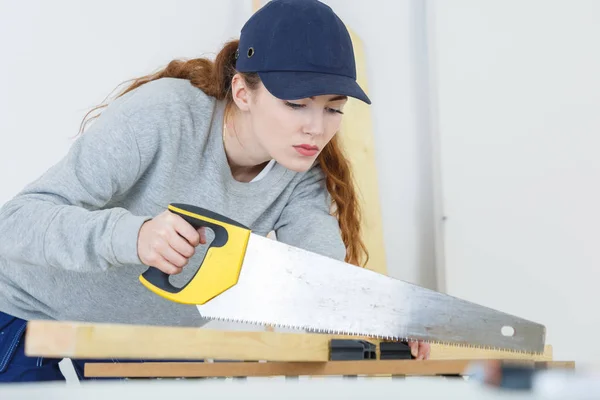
[139,203,251,305]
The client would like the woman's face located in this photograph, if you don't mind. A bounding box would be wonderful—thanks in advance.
[246,81,348,173]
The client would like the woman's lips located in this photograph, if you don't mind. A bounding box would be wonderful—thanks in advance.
[293,144,319,156]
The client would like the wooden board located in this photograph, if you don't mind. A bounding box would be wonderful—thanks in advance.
[24,320,330,362]
[252,0,262,12]
[429,343,553,361]
[25,320,553,363]
[338,27,388,275]
[84,359,575,378]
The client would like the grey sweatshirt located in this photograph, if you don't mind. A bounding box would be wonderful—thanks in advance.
[0,78,346,327]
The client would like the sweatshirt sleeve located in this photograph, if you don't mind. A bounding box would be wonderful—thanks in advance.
[0,98,154,272]
[274,163,347,262]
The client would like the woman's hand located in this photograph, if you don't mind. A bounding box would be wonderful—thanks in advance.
[408,340,431,360]
[137,210,207,274]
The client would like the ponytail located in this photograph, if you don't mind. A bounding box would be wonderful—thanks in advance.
[79,39,369,267]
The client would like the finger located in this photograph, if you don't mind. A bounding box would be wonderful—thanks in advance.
[419,342,431,360]
[198,227,207,244]
[171,214,201,246]
[416,343,425,360]
[409,341,418,358]
[168,230,196,258]
[424,343,431,359]
[161,243,189,268]
[154,254,182,275]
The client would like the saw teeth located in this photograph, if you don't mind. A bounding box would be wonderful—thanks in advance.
[200,315,543,355]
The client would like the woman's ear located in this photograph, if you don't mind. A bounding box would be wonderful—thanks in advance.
[231,74,252,112]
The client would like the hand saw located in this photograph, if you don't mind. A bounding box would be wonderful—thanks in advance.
[139,203,546,354]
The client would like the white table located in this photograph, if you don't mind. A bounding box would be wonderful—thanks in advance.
[0,375,595,400]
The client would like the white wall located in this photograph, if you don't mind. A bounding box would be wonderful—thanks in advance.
[0,0,251,202]
[429,0,600,367]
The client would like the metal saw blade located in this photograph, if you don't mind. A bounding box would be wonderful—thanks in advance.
[197,234,546,353]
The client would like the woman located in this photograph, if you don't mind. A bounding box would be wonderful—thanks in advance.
[0,0,430,382]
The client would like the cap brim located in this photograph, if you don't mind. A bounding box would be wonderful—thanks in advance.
[258,70,371,105]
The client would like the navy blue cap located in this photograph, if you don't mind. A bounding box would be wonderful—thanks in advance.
[235,0,371,105]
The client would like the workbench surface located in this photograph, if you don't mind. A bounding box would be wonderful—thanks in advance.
[0,376,588,400]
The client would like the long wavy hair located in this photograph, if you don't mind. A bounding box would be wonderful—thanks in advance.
[79,39,369,267]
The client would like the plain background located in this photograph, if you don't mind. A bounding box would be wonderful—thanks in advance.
[429,0,600,370]
[1,0,598,379]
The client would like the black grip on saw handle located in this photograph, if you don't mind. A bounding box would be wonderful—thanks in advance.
[139,203,251,305]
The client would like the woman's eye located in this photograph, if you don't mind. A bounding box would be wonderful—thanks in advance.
[285,101,305,109]
[285,102,343,115]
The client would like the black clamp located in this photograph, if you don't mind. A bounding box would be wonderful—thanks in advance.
[380,341,416,360]
[329,339,376,361]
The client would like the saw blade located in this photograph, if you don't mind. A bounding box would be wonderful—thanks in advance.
[196,234,546,354]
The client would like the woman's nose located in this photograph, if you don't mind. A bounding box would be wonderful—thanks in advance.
[304,112,325,136]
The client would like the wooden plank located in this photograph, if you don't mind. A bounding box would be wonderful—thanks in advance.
[24,320,330,362]
[84,359,574,378]
[24,320,553,363]
[85,360,470,378]
[533,361,576,369]
[339,27,388,274]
